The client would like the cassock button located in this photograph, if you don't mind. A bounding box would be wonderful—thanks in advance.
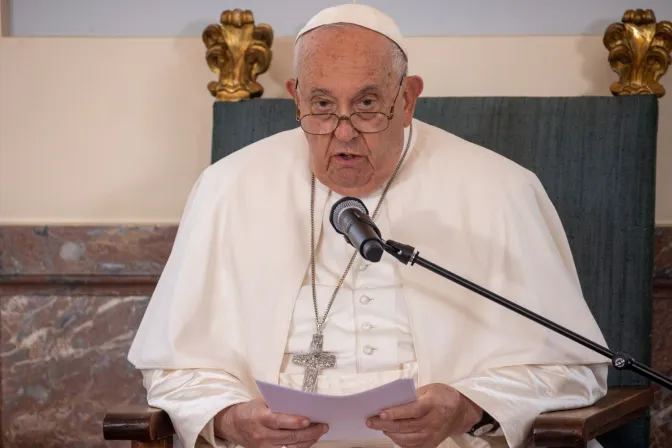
[361,322,373,331]
[359,295,372,305]
[363,345,375,355]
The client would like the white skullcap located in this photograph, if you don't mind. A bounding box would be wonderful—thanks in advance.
[296,4,408,58]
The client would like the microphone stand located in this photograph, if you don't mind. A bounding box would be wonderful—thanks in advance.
[381,239,672,391]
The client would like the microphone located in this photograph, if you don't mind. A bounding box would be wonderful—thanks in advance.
[329,197,384,262]
[329,197,672,391]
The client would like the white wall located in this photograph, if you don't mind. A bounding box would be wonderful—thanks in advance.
[1,4,671,225]
[8,0,672,37]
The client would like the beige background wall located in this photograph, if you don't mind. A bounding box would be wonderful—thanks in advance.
[1,20,671,224]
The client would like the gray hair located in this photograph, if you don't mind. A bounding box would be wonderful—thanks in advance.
[293,23,408,80]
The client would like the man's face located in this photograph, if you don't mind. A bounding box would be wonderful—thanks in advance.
[287,26,423,197]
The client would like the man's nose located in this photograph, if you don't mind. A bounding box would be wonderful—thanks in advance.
[333,117,358,142]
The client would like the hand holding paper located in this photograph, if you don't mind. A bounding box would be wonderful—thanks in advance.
[214,397,329,447]
[256,378,418,441]
[366,383,484,446]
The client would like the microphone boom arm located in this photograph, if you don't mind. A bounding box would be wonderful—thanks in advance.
[382,239,672,391]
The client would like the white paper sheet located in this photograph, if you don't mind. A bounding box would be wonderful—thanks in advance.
[256,378,417,441]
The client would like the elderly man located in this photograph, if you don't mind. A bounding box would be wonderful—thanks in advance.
[128,4,609,448]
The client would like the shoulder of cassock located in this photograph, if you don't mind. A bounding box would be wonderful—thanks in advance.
[128,119,608,385]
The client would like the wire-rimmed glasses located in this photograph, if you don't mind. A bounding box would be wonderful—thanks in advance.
[296,77,404,135]
[299,111,394,135]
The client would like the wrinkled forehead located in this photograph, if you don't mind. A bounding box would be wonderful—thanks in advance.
[297,26,399,96]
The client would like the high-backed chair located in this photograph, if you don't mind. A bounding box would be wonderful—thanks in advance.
[104,95,658,447]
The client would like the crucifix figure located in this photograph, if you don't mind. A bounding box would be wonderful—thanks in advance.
[291,333,336,393]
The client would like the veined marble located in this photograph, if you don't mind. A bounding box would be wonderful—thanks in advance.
[1,295,149,447]
[0,226,176,276]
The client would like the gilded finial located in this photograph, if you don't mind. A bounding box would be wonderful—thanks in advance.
[604,9,672,97]
[203,9,274,101]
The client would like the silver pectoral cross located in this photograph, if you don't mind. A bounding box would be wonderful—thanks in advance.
[291,333,336,393]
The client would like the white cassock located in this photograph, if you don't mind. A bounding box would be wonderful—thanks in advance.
[128,120,610,448]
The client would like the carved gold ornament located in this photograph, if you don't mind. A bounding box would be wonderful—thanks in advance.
[203,9,273,101]
[604,9,672,97]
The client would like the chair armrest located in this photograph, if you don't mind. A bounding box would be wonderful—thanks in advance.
[103,405,175,442]
[532,386,654,447]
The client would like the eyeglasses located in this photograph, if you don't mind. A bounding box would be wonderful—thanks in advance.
[299,111,394,135]
[295,78,404,135]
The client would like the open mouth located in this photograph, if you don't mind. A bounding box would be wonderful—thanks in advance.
[336,153,360,160]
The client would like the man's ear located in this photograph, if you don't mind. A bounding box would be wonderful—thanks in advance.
[286,78,298,101]
[402,75,424,127]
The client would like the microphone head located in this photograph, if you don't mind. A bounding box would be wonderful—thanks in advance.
[330,197,369,235]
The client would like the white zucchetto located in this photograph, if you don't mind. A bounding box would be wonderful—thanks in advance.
[296,4,409,59]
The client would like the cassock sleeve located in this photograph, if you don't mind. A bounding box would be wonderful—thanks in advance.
[140,369,253,448]
[128,163,260,448]
[449,363,608,448]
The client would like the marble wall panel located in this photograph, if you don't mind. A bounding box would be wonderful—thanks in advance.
[1,295,149,447]
[0,226,176,276]
[0,226,171,447]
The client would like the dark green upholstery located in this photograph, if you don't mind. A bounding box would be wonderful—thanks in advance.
[212,96,658,447]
